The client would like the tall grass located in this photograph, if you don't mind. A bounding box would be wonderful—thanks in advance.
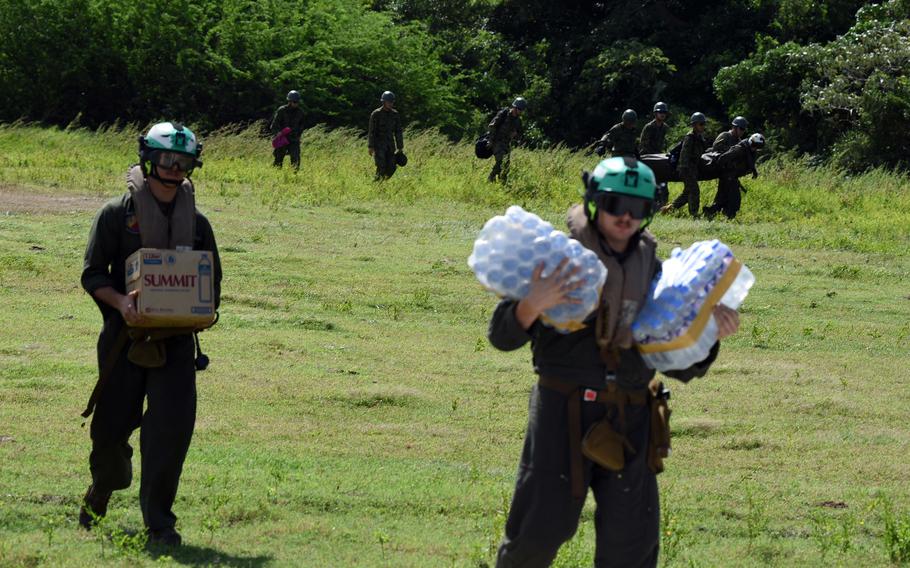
[0,123,908,254]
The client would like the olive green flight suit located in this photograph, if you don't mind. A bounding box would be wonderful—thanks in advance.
[81,189,222,533]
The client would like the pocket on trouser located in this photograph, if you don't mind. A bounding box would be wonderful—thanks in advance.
[647,382,672,474]
[582,419,629,471]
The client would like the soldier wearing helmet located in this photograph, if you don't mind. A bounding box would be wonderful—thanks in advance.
[595,109,640,158]
[639,102,670,155]
[488,157,739,565]
[487,97,527,183]
[707,132,766,219]
[711,116,748,154]
[270,90,306,170]
[661,112,708,216]
[705,116,750,219]
[368,90,405,181]
[79,122,222,547]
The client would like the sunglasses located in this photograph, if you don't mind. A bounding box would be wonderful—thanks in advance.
[597,194,653,219]
[151,151,196,172]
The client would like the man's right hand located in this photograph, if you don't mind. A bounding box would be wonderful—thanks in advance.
[117,290,143,326]
[515,258,583,330]
[368,147,375,156]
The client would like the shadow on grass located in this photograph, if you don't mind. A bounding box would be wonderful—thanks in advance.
[148,543,272,567]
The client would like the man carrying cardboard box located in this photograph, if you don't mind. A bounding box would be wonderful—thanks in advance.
[79,122,222,547]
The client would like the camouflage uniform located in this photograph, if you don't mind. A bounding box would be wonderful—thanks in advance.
[709,140,758,219]
[270,104,306,170]
[600,123,639,157]
[639,120,669,155]
[488,108,523,182]
[711,130,740,154]
[705,130,743,218]
[368,107,404,180]
[670,131,708,216]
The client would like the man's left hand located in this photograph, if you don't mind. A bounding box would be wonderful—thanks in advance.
[714,304,740,339]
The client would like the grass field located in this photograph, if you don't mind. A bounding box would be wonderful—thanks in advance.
[1,124,910,567]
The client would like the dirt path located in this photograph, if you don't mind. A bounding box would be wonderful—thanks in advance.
[0,184,106,214]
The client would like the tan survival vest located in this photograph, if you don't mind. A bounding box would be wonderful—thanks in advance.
[566,204,657,368]
[126,165,196,249]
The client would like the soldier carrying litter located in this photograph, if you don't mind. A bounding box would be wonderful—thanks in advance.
[660,112,708,217]
[707,132,765,219]
[704,116,748,219]
[639,102,670,155]
[594,109,640,158]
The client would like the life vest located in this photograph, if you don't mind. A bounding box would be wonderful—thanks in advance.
[566,204,657,365]
[126,165,196,249]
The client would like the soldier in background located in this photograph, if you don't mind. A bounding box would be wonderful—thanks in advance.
[660,112,708,217]
[711,116,748,154]
[270,90,305,170]
[595,109,639,158]
[487,97,527,183]
[704,116,748,219]
[368,91,404,181]
[639,102,670,155]
[707,132,765,219]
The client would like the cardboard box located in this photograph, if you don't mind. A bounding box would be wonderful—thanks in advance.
[125,248,216,328]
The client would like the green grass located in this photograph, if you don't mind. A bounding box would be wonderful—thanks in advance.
[1,124,909,566]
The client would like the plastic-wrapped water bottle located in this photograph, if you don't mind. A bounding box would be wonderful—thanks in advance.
[469,206,608,333]
[632,240,755,371]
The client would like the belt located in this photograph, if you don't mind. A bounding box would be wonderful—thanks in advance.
[538,376,646,500]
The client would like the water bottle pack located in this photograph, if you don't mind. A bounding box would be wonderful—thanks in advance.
[469,206,607,333]
[632,240,754,371]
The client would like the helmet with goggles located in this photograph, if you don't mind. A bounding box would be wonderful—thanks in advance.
[581,156,657,227]
[138,122,203,181]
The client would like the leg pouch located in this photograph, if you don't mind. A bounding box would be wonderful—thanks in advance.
[582,419,632,472]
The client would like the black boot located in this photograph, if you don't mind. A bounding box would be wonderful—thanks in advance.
[78,484,112,530]
[147,527,182,547]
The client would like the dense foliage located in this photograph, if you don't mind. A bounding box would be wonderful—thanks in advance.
[1,0,907,168]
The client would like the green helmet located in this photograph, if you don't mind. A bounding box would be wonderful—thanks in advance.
[731,116,748,129]
[653,102,669,113]
[287,90,301,102]
[582,157,657,224]
[138,122,203,179]
[689,112,707,125]
[512,97,528,111]
[622,109,638,123]
[381,91,396,102]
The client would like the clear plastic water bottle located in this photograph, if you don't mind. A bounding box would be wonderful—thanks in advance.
[198,254,213,303]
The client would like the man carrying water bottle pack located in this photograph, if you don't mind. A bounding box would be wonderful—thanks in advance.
[487,156,739,567]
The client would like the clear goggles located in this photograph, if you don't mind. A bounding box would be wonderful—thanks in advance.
[150,150,196,172]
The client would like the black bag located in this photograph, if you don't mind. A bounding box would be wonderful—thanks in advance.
[395,150,408,167]
[667,139,684,169]
[474,134,493,159]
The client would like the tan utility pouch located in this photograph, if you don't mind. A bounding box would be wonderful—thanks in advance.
[582,418,633,471]
[647,379,672,474]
